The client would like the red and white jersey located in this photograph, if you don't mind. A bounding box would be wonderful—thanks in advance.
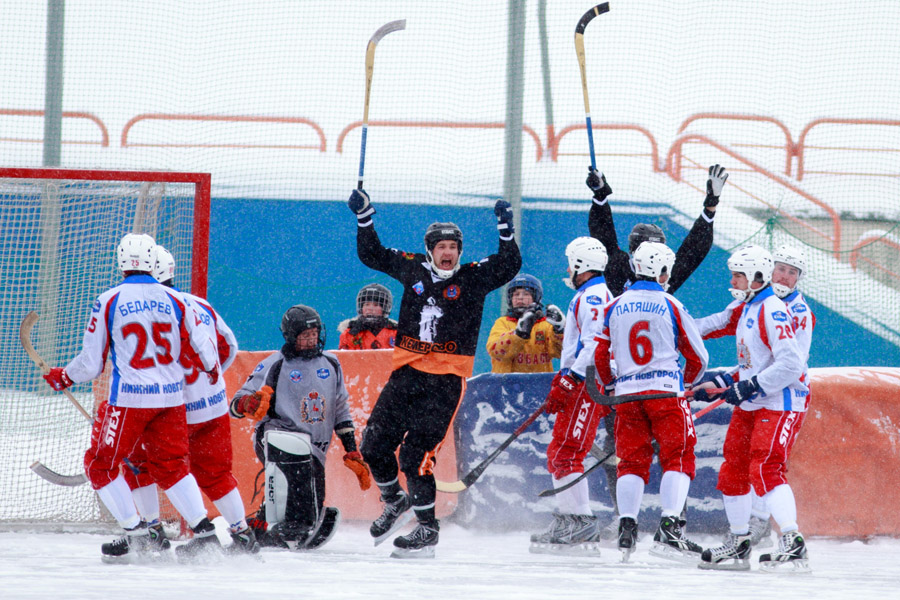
[559,275,612,376]
[65,274,217,408]
[180,292,238,425]
[596,281,708,395]
[696,286,808,412]
[781,290,815,366]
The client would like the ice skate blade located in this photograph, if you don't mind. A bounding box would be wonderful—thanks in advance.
[698,558,750,571]
[372,510,413,547]
[101,550,172,565]
[759,558,811,574]
[390,545,436,559]
[528,542,602,557]
[649,542,701,565]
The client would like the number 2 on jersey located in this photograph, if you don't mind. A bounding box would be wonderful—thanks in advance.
[628,320,654,365]
[122,322,175,369]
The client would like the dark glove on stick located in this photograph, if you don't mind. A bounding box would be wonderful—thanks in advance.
[722,376,762,406]
[586,167,613,202]
[515,309,537,339]
[704,164,728,208]
[348,189,375,217]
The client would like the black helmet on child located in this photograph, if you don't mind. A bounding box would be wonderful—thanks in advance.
[628,223,666,254]
[281,304,325,358]
[356,283,393,324]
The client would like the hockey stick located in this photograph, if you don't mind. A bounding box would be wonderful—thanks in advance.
[20,311,93,422]
[574,3,610,170]
[537,397,725,497]
[435,402,547,493]
[358,19,406,190]
[29,461,88,486]
[583,365,725,406]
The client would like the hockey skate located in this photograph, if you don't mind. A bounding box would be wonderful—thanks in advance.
[226,526,261,555]
[175,518,223,562]
[370,492,413,546]
[390,519,439,559]
[267,520,312,550]
[528,514,601,556]
[649,516,703,564]
[617,517,638,563]
[101,520,171,564]
[698,533,752,571]
[300,507,341,550]
[759,530,811,573]
[748,516,774,548]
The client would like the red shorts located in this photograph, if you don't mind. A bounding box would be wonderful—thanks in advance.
[546,388,611,478]
[614,394,696,483]
[84,402,190,490]
[125,413,237,501]
[717,406,806,497]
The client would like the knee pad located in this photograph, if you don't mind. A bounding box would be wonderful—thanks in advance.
[264,430,316,527]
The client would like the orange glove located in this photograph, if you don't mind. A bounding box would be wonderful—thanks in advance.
[343,451,371,491]
[236,385,273,420]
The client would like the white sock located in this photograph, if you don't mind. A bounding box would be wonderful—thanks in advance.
[660,471,690,517]
[764,484,798,533]
[750,488,768,520]
[616,474,644,520]
[723,493,752,535]
[131,484,160,523]
[163,474,208,529]
[553,473,591,515]
[213,487,248,531]
[96,474,141,529]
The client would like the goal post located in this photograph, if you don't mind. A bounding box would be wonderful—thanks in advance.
[0,167,210,525]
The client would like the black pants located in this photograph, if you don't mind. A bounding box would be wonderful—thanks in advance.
[360,364,463,512]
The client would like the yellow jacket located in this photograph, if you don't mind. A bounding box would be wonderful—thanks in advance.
[486,316,563,373]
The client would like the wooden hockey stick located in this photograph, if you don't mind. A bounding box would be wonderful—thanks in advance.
[20,311,93,422]
[358,19,406,190]
[29,461,88,486]
[537,396,725,497]
[436,402,547,493]
[574,3,610,170]
[583,365,726,406]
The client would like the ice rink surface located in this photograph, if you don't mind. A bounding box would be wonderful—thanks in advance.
[2,520,898,600]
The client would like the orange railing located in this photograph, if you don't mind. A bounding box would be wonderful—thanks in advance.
[795,118,900,180]
[849,231,900,282]
[335,120,544,162]
[667,133,842,260]
[546,122,661,171]
[121,113,327,151]
[678,113,795,176]
[0,109,109,146]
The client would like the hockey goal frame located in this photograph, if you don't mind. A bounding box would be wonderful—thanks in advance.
[0,167,211,296]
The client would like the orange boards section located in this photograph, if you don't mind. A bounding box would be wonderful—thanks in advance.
[220,349,458,521]
[791,368,900,537]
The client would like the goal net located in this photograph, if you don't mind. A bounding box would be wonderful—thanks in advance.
[0,168,209,526]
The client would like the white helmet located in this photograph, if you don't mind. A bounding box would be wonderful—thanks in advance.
[727,245,774,302]
[564,236,608,289]
[771,244,807,298]
[630,241,676,289]
[153,246,176,284]
[116,233,156,274]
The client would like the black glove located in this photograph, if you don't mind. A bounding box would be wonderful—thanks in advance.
[722,376,761,406]
[494,199,514,236]
[697,369,735,389]
[544,304,565,334]
[704,164,728,208]
[348,189,374,216]
[691,387,718,403]
[515,309,536,339]
[586,167,613,202]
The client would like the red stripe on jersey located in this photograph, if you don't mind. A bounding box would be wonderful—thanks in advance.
[703,303,743,340]
[758,304,771,350]
[669,301,704,384]
[593,337,614,385]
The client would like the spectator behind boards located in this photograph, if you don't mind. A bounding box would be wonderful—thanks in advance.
[338,283,398,350]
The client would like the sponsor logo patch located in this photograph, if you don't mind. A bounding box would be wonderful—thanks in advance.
[253,362,265,373]
[316,368,330,379]
[413,281,425,295]
[443,284,461,300]
[746,318,755,328]
[772,311,788,322]
[792,304,807,313]
[585,295,603,305]
[290,370,303,383]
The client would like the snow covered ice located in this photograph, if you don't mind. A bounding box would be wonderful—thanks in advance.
[2,520,899,599]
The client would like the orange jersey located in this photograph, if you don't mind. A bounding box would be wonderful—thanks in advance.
[486,316,562,373]
[338,319,397,350]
